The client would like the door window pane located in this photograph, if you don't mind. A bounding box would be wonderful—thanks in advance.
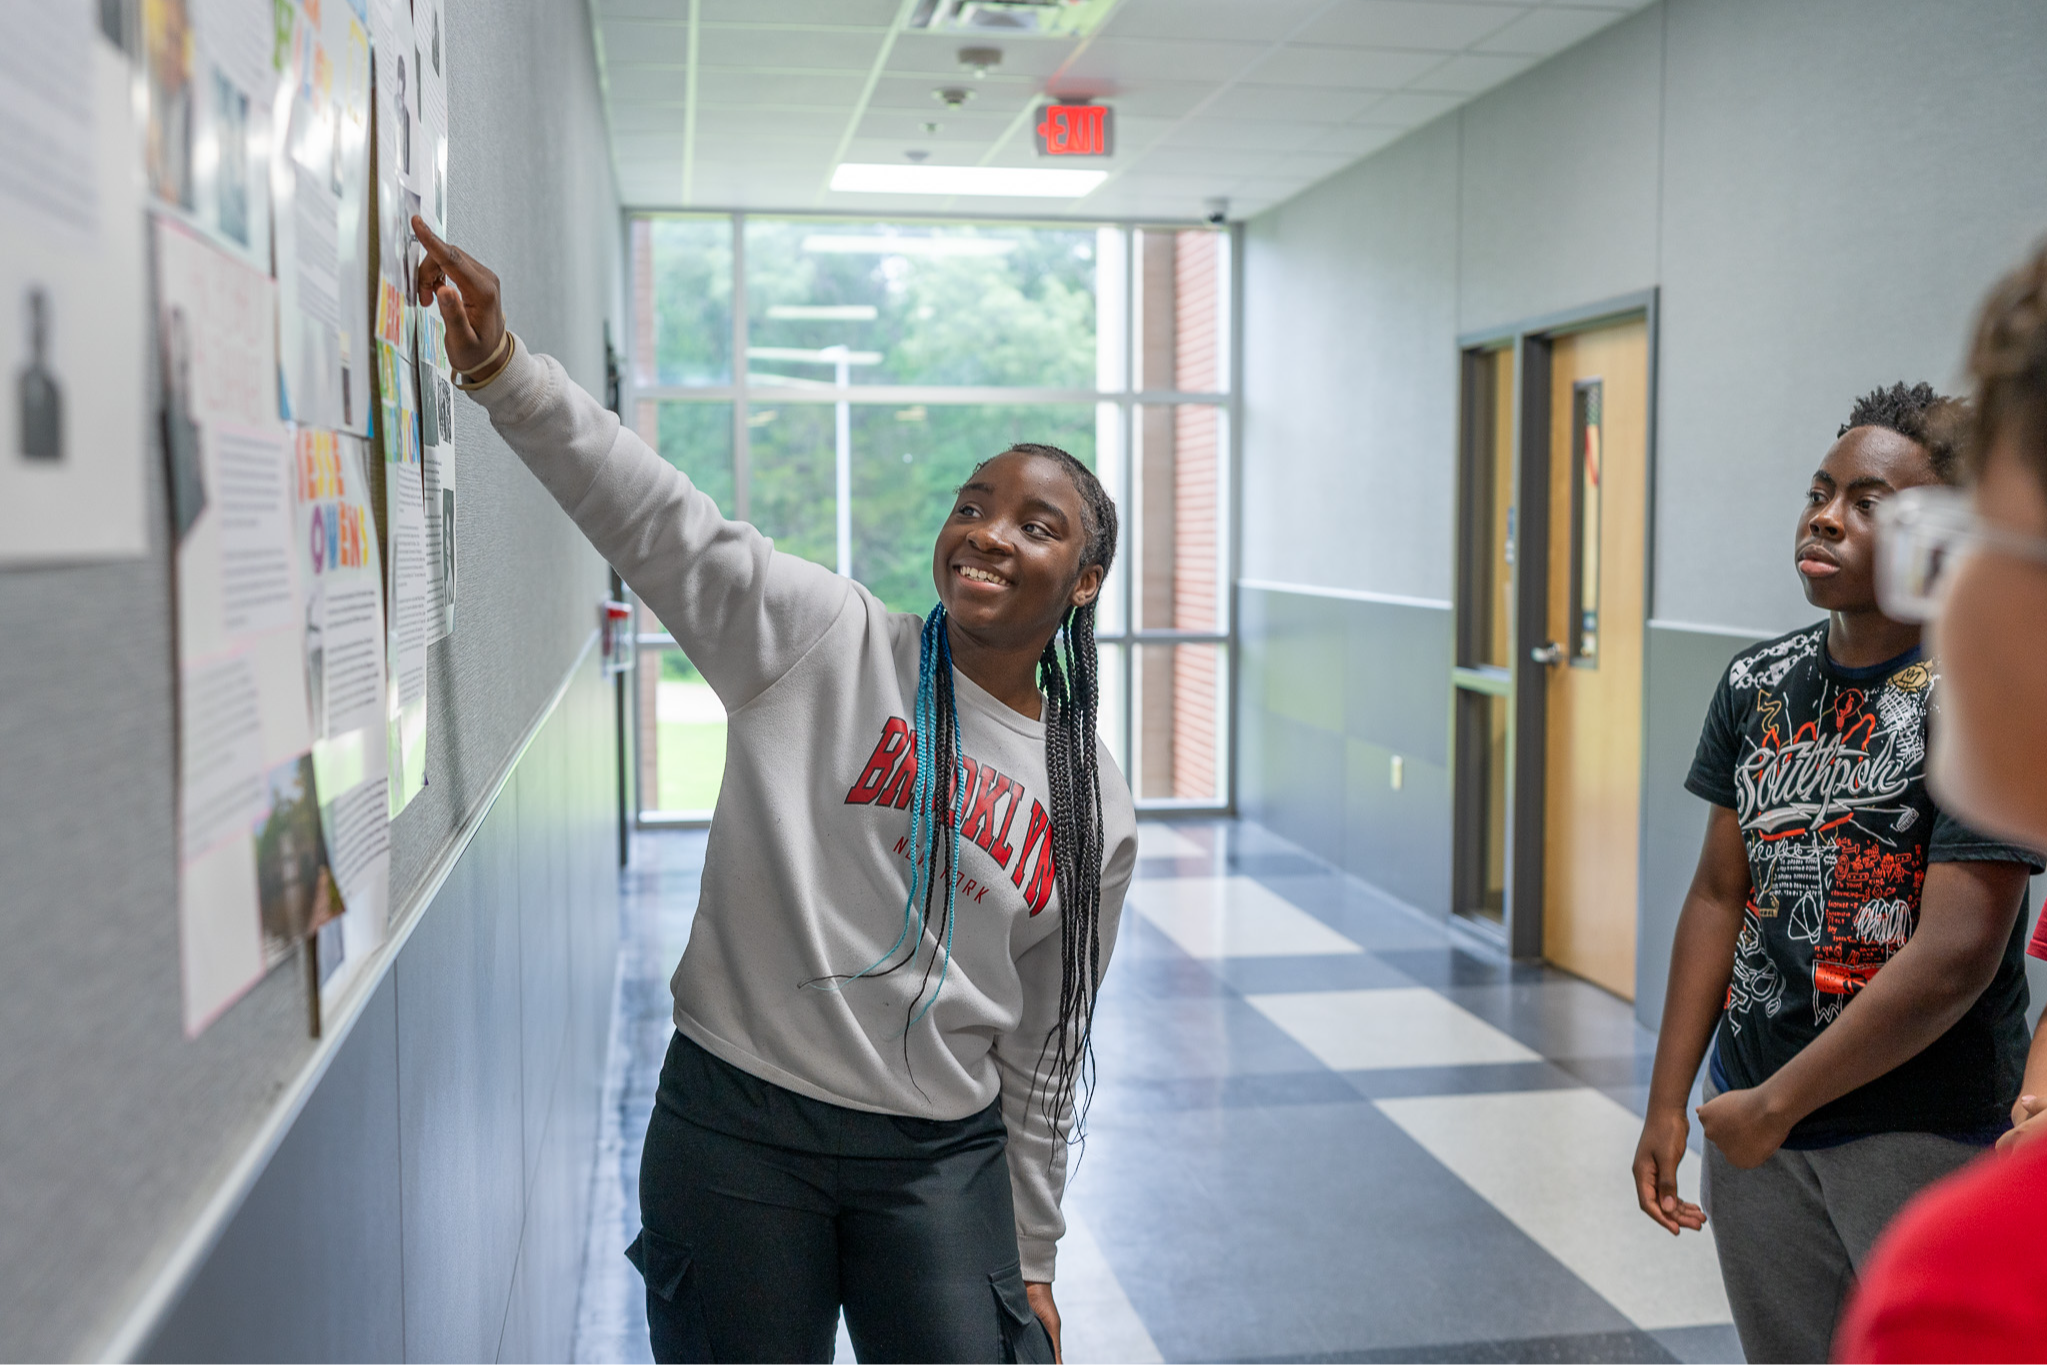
[744,220,1099,389]
[637,646,726,817]
[1134,403,1225,633]
[634,217,732,387]
[1570,379,1603,665]
[1133,643,1227,802]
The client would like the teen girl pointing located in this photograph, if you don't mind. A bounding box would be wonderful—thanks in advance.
[413,219,1138,1364]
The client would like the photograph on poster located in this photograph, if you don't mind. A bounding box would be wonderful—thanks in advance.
[143,0,274,268]
[0,0,148,565]
[273,0,372,434]
[253,753,338,968]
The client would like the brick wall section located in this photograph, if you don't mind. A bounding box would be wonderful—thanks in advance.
[1171,231,1220,799]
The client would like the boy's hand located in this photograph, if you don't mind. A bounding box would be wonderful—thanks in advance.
[1632,1107,1707,1234]
[1997,1093,2047,1154]
[1697,1085,1793,1168]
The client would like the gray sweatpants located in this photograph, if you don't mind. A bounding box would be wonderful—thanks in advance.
[1701,1088,1982,1364]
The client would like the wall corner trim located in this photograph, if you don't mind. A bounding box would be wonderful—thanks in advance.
[96,630,602,1364]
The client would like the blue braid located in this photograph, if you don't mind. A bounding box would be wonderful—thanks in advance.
[829,606,961,1012]
[909,609,965,1026]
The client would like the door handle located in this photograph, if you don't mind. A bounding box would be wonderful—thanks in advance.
[1530,641,1565,667]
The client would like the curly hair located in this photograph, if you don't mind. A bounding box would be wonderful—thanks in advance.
[1839,382,1969,486]
[1965,239,2047,497]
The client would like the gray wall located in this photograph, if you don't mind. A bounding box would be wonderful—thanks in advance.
[0,2,625,1358]
[1237,0,2047,1018]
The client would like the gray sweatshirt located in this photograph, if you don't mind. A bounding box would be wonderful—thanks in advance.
[471,338,1138,1281]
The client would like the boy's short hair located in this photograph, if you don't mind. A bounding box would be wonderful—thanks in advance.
[1966,239,2047,498]
[1839,382,1969,486]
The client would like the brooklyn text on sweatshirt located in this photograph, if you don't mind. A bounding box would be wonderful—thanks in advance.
[465,337,1139,1283]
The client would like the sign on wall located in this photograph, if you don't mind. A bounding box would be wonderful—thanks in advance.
[1034,103,1111,157]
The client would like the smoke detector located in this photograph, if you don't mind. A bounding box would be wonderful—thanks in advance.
[933,87,974,109]
[958,46,1002,77]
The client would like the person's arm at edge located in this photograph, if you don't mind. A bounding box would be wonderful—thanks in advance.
[1633,803,1749,1234]
[1997,1004,2047,1152]
[1699,858,2030,1168]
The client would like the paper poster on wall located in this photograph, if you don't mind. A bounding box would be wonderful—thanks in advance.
[0,4,149,566]
[271,0,373,434]
[381,331,429,816]
[293,428,392,1010]
[417,308,456,638]
[142,0,274,271]
[158,215,338,1035]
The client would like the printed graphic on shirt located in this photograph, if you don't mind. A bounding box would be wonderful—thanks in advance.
[844,716,1059,915]
[1717,629,1936,1032]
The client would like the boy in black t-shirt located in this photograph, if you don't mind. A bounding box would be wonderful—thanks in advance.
[1629,383,2042,1364]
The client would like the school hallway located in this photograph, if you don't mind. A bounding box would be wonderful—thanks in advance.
[575,825,1742,1365]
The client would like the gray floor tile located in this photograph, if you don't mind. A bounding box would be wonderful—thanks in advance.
[1651,1322,1746,1363]
[1071,1100,1636,1361]
[1247,875,1453,952]
[1088,1069,1367,1114]
[1374,946,1563,988]
[1340,1060,1590,1100]
[1244,1327,1681,1362]
[1439,979,1654,1060]
[1091,988,1330,1081]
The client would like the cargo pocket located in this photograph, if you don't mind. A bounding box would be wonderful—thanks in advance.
[990,1265,1055,1365]
[626,1228,712,1363]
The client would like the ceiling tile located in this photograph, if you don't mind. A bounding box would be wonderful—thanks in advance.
[606,101,690,133]
[1101,0,1329,43]
[1089,82,1216,120]
[599,19,695,65]
[1291,0,1529,51]
[613,130,689,161]
[1240,43,1445,90]
[867,73,1040,111]
[1298,123,1404,158]
[1136,145,1305,178]
[696,27,885,69]
[1352,89,1466,126]
[1474,4,1625,55]
[1063,36,1271,84]
[699,0,901,22]
[1202,83,1380,123]
[851,109,1023,143]
[694,68,871,106]
[885,34,1081,79]
[1408,51,1539,93]
[691,107,847,139]
[607,66,693,103]
[1157,117,1333,154]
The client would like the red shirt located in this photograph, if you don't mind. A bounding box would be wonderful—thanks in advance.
[1835,1135,2047,1361]
[2030,903,2047,962]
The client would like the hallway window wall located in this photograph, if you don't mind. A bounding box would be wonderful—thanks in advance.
[627,214,1235,819]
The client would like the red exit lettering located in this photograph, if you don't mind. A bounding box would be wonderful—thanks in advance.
[1034,104,1112,158]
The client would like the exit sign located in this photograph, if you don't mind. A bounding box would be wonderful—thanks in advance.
[1035,103,1112,157]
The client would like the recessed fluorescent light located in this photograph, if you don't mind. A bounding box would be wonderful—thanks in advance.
[829,163,1108,197]
[802,234,1017,257]
[766,304,881,320]
[746,346,883,365]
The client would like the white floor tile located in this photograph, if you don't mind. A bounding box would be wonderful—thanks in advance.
[1137,823,1209,860]
[1132,876,1362,959]
[1374,1088,1732,1331]
[1245,987,1542,1070]
[1055,1207,1165,1364]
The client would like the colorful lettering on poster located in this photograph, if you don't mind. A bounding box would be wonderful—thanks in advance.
[296,428,343,501]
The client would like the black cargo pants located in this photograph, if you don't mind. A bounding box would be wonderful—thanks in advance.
[629,1031,1057,1364]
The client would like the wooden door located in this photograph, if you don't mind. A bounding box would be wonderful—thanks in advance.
[1540,320,1648,998]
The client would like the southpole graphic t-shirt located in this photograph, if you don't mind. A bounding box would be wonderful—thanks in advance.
[468,339,1139,1281]
[1686,624,2041,1146]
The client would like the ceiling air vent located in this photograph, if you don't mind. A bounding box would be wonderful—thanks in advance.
[907,0,1115,38]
